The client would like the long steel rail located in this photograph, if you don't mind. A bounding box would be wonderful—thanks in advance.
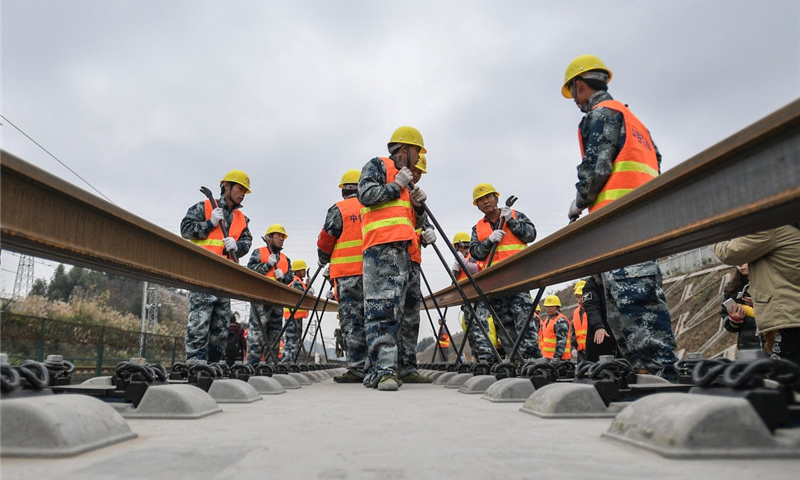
[0,152,335,311]
[428,98,800,307]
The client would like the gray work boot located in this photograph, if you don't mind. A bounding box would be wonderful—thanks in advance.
[399,371,433,383]
[376,374,400,391]
[333,371,363,383]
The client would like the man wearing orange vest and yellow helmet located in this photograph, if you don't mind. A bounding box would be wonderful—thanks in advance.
[562,55,678,378]
[317,168,367,383]
[246,223,293,365]
[357,125,430,391]
[282,259,314,364]
[470,182,542,363]
[180,169,252,364]
[571,280,589,362]
[540,295,571,360]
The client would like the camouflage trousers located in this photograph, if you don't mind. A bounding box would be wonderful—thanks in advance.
[186,292,233,363]
[362,242,412,387]
[601,260,678,373]
[247,303,283,364]
[281,317,303,364]
[397,263,422,377]
[472,292,542,362]
[336,274,366,376]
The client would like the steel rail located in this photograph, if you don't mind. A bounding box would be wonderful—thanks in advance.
[0,151,336,311]
[428,98,800,307]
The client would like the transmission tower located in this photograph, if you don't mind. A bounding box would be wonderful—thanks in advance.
[12,254,34,299]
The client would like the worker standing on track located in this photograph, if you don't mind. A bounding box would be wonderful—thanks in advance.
[317,169,367,383]
[180,170,252,364]
[571,280,588,362]
[282,259,313,364]
[540,295,571,360]
[451,231,482,358]
[561,54,678,377]
[357,125,429,391]
[469,182,542,363]
[246,224,293,365]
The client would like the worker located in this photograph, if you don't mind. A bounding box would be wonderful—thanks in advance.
[436,318,450,362]
[180,170,252,364]
[571,280,588,362]
[540,295,571,360]
[246,224,293,365]
[561,54,678,376]
[469,182,542,363]
[317,168,367,383]
[451,231,483,358]
[357,125,429,391]
[580,274,619,361]
[282,259,313,364]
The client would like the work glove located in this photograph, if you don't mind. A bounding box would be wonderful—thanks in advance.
[395,167,413,189]
[222,237,237,253]
[267,253,279,267]
[210,207,225,227]
[322,263,331,279]
[307,287,315,297]
[568,199,582,222]
[500,206,513,222]
[488,229,505,243]
[274,269,284,280]
[410,185,427,206]
[421,228,436,244]
[326,290,336,300]
[451,251,465,274]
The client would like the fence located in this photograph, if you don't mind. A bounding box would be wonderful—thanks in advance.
[0,313,183,376]
[658,247,721,277]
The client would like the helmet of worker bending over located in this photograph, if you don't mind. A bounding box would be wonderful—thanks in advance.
[388,125,426,154]
[561,54,613,99]
[339,169,361,194]
[415,154,428,174]
[472,182,499,205]
[220,169,252,194]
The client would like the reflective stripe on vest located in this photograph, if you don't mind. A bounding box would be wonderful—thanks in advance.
[361,158,415,249]
[572,307,588,351]
[258,247,289,281]
[190,199,247,259]
[283,275,309,319]
[579,100,659,212]
[474,210,526,264]
[540,313,571,359]
[330,197,363,278]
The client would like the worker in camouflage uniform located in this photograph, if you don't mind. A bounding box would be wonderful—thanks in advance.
[397,154,435,383]
[539,295,571,360]
[180,170,253,363]
[282,259,313,364]
[451,231,482,358]
[357,125,429,391]
[317,169,367,383]
[562,54,678,376]
[469,182,542,363]
[246,224,293,365]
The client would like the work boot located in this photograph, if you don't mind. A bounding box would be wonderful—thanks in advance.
[333,371,363,383]
[399,371,433,383]
[376,374,400,391]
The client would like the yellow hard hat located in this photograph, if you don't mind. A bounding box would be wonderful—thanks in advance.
[291,259,307,271]
[535,304,541,312]
[574,280,586,296]
[452,231,470,245]
[221,169,251,194]
[562,54,613,99]
[388,126,426,153]
[472,183,499,205]
[543,295,562,307]
[415,154,428,173]
[339,169,361,188]
[265,224,288,238]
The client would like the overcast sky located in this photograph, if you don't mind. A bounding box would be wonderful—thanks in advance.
[2,0,798,342]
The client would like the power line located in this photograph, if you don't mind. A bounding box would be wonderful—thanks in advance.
[0,114,114,203]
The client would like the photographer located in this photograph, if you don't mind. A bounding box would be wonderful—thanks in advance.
[720,264,762,352]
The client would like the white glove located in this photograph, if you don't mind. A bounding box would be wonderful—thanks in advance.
[500,206,513,222]
[568,199,582,222]
[322,263,331,279]
[488,229,505,243]
[223,237,237,252]
[307,287,315,296]
[274,269,284,280]
[421,228,436,244]
[267,253,279,267]
[451,261,461,276]
[410,185,427,206]
[210,207,225,227]
[326,290,335,300]
[395,167,413,189]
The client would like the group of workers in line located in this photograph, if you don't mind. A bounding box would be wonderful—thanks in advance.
[179,54,799,391]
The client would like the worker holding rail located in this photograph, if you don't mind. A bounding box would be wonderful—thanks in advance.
[180,170,253,364]
[562,54,678,378]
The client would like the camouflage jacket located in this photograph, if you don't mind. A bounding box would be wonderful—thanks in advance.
[180,197,252,259]
[469,209,537,261]
[357,156,427,231]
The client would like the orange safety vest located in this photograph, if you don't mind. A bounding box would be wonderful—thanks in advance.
[361,158,415,250]
[438,331,451,348]
[330,196,364,278]
[409,229,422,264]
[190,199,247,259]
[257,247,289,281]
[580,100,659,212]
[283,275,309,319]
[474,210,526,264]
[572,307,587,352]
[540,313,571,359]
[456,253,484,281]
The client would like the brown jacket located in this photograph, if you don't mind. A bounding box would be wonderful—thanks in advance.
[712,225,800,333]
